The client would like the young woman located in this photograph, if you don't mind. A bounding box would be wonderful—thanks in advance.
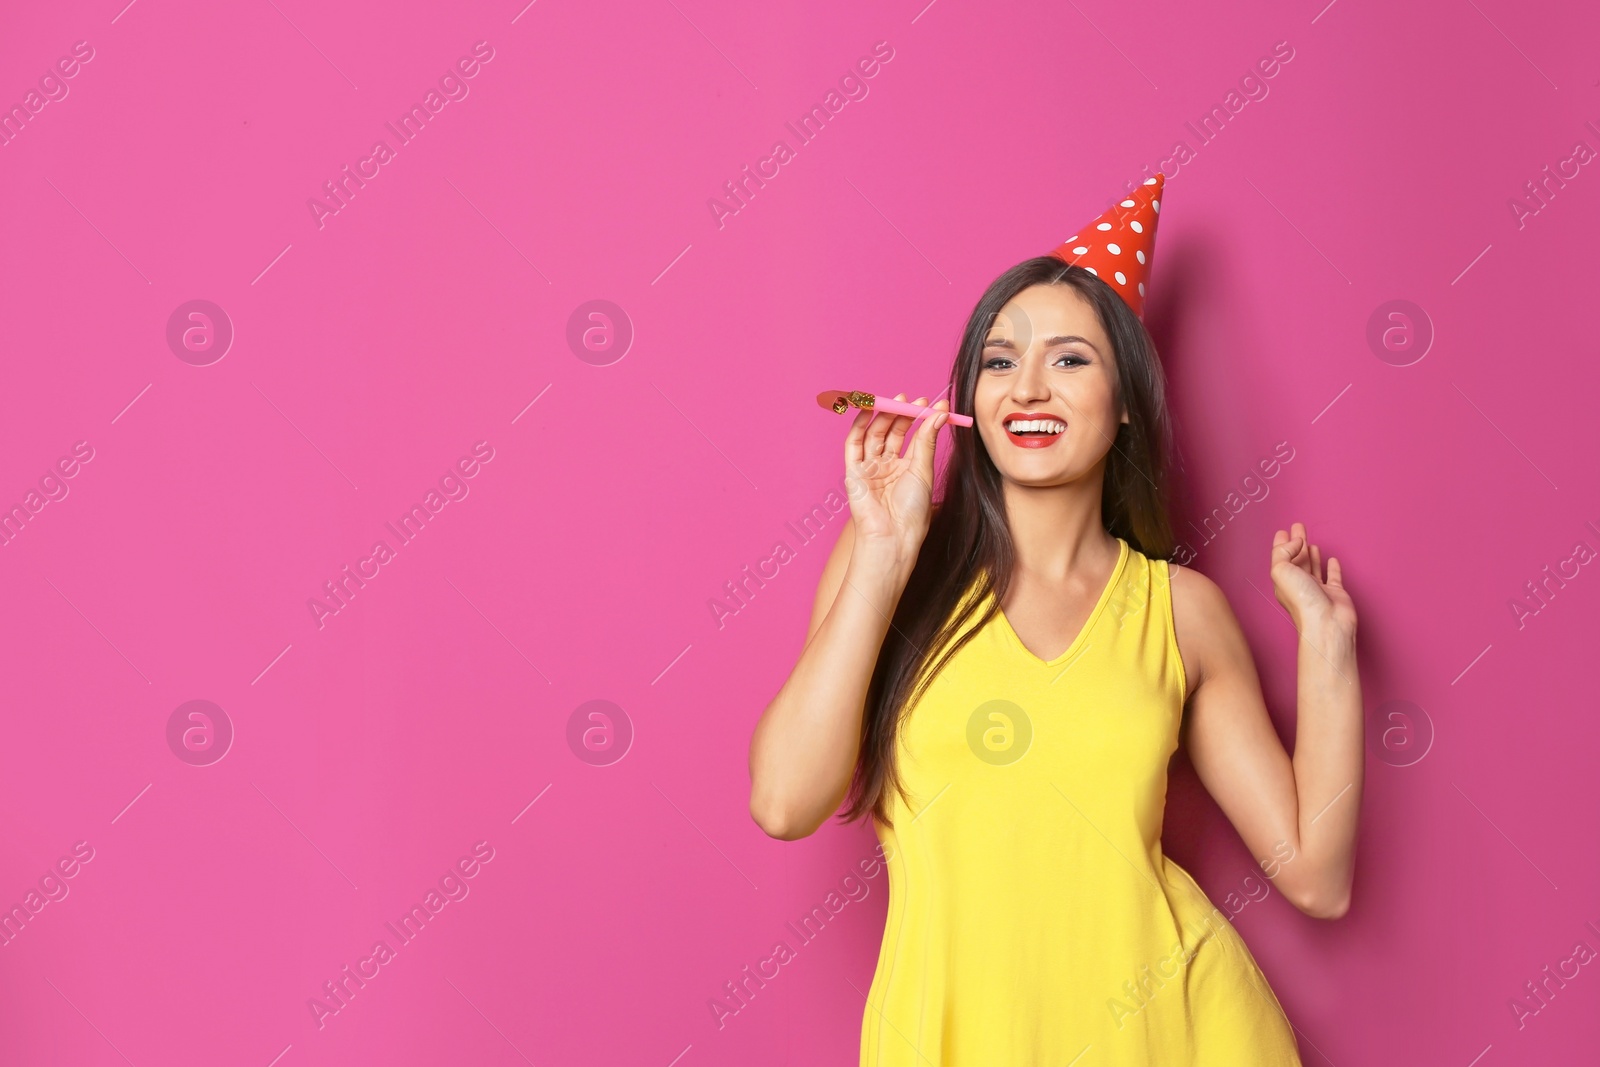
[747,239,1362,1063]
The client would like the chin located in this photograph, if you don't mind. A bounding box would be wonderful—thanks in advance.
[992,462,1082,488]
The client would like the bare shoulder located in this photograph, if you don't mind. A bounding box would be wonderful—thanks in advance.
[1168,561,1232,626]
[1167,561,1247,690]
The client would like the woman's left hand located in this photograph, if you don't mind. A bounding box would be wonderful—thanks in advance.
[1270,522,1357,637]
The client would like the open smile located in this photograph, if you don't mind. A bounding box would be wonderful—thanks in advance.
[1002,412,1067,449]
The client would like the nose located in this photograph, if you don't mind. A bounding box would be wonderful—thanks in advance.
[1010,350,1050,406]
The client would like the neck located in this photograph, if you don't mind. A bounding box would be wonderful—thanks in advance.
[1000,467,1119,582]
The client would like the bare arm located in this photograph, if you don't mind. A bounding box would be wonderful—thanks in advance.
[1172,522,1362,919]
[747,396,950,840]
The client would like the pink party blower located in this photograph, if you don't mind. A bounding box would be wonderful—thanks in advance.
[816,390,974,428]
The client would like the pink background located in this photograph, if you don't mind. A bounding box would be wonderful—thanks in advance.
[2,0,1597,1063]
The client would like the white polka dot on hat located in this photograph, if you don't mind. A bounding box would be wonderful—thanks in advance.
[1046,172,1164,319]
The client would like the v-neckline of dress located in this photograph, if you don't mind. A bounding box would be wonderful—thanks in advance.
[991,538,1129,668]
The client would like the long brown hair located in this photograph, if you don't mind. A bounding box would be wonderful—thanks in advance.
[842,255,1176,829]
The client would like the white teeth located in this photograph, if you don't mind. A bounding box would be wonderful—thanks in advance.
[1006,418,1066,434]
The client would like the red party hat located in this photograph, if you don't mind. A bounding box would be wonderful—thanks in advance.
[1047,173,1164,318]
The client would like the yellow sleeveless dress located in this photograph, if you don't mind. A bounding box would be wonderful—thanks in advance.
[860,538,1303,1066]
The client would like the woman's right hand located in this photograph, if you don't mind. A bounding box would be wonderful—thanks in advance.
[842,394,950,581]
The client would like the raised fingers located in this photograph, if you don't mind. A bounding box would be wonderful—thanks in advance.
[1272,528,1304,564]
[863,392,905,459]
[1292,523,1314,575]
[884,397,926,458]
[906,399,949,485]
[1284,522,1313,572]
[844,405,873,468]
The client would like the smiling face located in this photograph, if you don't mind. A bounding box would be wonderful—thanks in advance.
[973,282,1126,488]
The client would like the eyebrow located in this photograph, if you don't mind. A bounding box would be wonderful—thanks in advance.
[982,334,1102,355]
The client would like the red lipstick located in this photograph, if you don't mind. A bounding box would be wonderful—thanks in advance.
[1002,411,1067,449]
